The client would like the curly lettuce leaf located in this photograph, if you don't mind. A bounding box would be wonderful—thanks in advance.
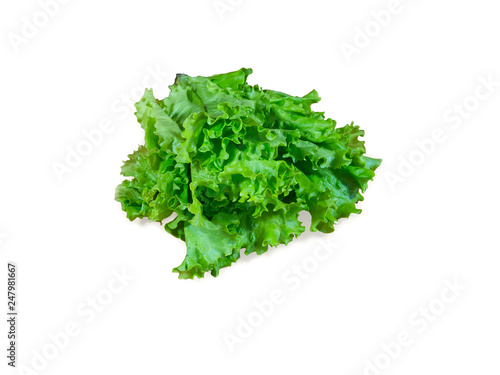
[115,68,381,279]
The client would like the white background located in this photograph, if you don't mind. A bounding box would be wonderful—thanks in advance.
[1,0,499,374]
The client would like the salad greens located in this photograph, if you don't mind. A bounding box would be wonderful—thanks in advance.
[115,68,381,279]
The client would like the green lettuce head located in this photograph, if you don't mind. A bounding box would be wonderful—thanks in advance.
[115,68,381,279]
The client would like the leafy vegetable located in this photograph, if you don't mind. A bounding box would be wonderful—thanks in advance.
[115,68,381,279]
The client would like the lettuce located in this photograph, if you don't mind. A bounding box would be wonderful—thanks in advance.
[115,68,381,279]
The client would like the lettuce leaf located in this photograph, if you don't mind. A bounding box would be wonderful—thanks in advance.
[115,68,381,279]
